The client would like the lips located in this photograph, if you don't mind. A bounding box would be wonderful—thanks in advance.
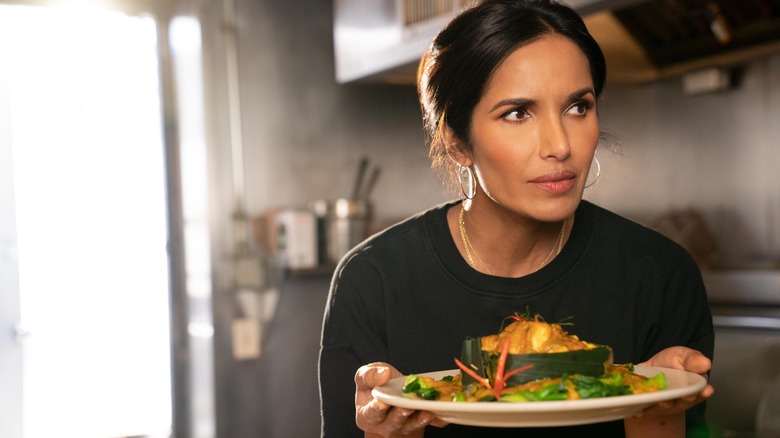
[529,171,576,194]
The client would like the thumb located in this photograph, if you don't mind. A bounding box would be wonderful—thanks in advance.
[643,347,711,375]
[679,349,711,375]
[355,362,396,390]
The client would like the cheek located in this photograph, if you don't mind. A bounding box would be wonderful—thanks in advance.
[474,148,534,196]
[573,123,600,157]
[479,141,533,178]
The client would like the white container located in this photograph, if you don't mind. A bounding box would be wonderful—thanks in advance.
[276,210,318,269]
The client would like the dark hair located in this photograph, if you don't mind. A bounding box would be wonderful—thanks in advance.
[418,0,606,190]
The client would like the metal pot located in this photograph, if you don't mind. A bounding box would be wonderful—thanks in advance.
[312,198,372,266]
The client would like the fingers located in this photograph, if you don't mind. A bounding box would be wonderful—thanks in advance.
[357,398,412,427]
[429,417,450,428]
[640,400,676,416]
[353,363,449,435]
[356,399,436,436]
[399,410,438,434]
[355,363,398,426]
[638,384,714,417]
[354,363,437,436]
[356,398,390,425]
[695,384,714,400]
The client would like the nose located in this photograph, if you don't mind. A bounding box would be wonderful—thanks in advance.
[538,115,571,160]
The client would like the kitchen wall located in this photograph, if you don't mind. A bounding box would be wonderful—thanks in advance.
[199,0,780,436]
[591,60,780,264]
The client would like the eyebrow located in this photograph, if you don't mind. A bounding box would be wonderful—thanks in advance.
[489,87,596,112]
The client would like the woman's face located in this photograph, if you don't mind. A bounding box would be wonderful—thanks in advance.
[467,34,600,222]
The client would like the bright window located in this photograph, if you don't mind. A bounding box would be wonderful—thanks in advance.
[0,4,172,437]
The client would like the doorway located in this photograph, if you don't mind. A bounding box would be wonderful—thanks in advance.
[0,4,172,437]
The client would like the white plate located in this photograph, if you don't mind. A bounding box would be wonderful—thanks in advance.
[372,365,707,427]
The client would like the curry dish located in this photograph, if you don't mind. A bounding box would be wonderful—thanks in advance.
[402,315,667,402]
[480,317,599,354]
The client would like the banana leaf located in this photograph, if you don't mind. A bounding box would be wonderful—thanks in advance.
[459,337,612,386]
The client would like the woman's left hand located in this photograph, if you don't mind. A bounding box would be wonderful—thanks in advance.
[636,346,714,416]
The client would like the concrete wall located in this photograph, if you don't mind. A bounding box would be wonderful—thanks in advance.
[591,58,780,263]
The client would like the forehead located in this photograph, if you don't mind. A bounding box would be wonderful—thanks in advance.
[483,35,593,99]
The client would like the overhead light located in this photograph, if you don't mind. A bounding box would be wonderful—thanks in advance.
[682,67,732,95]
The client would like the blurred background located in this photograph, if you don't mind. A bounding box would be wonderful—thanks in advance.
[0,0,779,437]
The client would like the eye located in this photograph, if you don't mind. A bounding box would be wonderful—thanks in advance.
[565,100,593,116]
[501,107,530,122]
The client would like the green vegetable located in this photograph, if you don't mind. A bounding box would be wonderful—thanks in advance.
[632,372,668,392]
[401,375,439,400]
[500,381,569,402]
[570,374,631,399]
[498,371,665,403]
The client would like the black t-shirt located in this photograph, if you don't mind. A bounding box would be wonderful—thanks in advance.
[319,200,714,437]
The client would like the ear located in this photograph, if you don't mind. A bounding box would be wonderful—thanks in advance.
[442,126,472,168]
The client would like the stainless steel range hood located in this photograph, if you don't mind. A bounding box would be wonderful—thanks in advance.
[334,0,780,85]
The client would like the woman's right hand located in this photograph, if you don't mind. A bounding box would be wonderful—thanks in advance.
[355,362,445,437]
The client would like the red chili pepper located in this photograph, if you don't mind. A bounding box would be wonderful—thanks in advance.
[492,338,534,399]
[454,357,491,389]
[455,337,533,400]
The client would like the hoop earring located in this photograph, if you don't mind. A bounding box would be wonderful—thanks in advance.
[585,157,601,188]
[458,165,476,199]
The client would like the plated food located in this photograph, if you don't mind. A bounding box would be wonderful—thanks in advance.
[402,314,667,403]
[372,366,705,427]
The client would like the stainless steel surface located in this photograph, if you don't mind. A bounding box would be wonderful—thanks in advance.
[756,377,780,436]
[327,198,372,264]
[708,306,780,437]
[333,0,446,83]
[703,267,780,436]
[714,315,780,331]
[704,270,780,306]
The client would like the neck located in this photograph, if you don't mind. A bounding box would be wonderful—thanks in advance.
[454,201,570,277]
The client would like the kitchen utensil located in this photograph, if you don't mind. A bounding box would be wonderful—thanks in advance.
[359,166,381,200]
[352,157,369,200]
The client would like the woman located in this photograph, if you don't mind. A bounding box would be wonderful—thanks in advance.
[319,1,714,437]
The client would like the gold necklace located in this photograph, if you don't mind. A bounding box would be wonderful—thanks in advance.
[537,218,566,270]
[459,205,492,274]
[458,205,566,274]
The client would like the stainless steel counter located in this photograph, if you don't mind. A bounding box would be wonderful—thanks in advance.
[703,269,780,306]
[703,269,780,437]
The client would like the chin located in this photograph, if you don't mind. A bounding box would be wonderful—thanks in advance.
[536,197,580,222]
